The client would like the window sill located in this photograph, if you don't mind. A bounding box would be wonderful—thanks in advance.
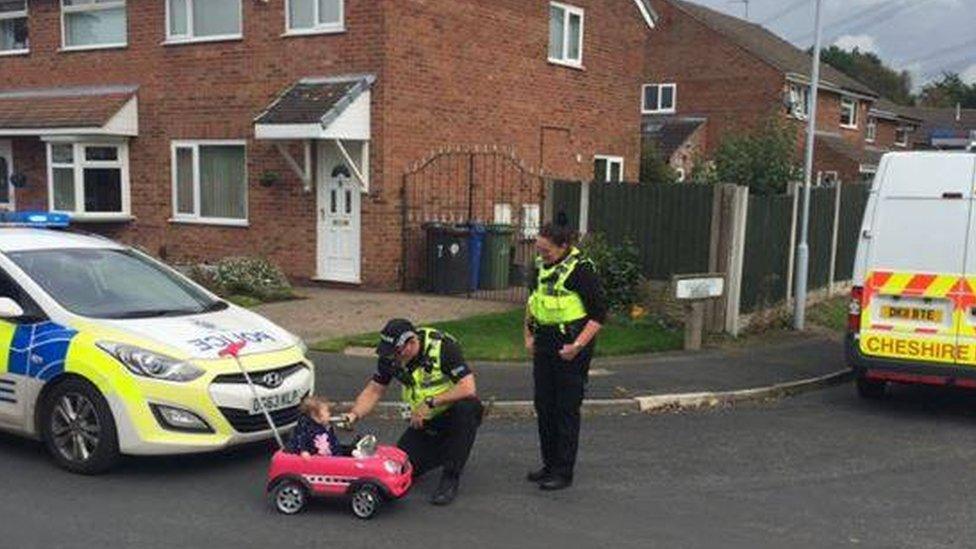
[65,213,134,223]
[548,58,585,71]
[282,26,346,37]
[170,217,249,228]
[643,108,677,115]
[59,43,128,53]
[840,124,859,131]
[162,35,244,47]
[0,49,29,57]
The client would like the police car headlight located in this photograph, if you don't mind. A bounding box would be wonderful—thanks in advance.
[383,460,400,475]
[97,342,205,383]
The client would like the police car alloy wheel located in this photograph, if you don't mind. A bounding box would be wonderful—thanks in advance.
[272,480,308,515]
[41,378,120,475]
[351,484,381,520]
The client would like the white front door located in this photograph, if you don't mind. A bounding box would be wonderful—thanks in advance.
[0,140,13,210]
[316,142,362,283]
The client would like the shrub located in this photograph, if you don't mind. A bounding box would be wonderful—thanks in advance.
[713,117,802,195]
[209,257,294,302]
[639,140,679,184]
[579,233,641,313]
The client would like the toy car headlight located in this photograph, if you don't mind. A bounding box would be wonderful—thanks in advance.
[383,460,400,475]
[97,342,204,383]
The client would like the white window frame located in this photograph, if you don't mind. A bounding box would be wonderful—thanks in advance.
[866,116,877,143]
[895,125,909,147]
[46,140,131,221]
[788,83,810,120]
[840,97,858,129]
[60,0,128,52]
[595,155,624,183]
[0,0,28,56]
[285,0,345,36]
[170,140,248,227]
[642,83,677,114]
[548,1,584,69]
[165,0,243,45]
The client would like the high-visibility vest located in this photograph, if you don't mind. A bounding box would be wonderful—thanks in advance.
[528,247,589,326]
[401,328,456,418]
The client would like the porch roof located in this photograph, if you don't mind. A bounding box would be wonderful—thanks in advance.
[254,74,375,140]
[0,85,138,137]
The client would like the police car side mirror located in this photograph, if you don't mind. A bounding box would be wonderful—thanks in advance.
[0,298,24,319]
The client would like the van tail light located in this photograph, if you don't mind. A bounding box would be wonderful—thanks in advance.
[848,286,863,333]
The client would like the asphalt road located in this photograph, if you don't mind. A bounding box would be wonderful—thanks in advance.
[4,383,976,548]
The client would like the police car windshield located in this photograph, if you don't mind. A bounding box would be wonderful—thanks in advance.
[6,248,224,319]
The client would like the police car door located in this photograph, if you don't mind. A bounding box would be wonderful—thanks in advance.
[860,153,976,367]
[0,264,44,430]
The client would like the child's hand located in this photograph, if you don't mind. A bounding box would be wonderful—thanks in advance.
[300,451,312,460]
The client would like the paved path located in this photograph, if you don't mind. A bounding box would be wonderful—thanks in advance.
[254,288,515,343]
[6,383,976,547]
[311,333,845,402]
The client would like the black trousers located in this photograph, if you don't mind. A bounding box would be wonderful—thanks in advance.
[397,398,484,479]
[533,334,592,479]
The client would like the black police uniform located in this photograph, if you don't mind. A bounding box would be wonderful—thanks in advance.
[373,332,483,479]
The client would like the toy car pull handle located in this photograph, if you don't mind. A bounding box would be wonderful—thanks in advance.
[219,341,286,450]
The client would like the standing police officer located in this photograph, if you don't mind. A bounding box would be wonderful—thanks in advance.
[524,224,606,491]
[345,319,483,505]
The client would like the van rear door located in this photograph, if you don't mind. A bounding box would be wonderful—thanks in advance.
[859,153,976,367]
[954,155,976,368]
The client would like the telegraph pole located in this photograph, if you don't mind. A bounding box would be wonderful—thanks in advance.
[794,0,824,331]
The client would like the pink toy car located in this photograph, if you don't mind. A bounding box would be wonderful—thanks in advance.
[266,436,413,519]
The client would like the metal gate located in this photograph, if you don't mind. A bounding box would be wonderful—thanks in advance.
[400,148,546,303]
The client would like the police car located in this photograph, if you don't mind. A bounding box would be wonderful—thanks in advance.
[0,214,313,473]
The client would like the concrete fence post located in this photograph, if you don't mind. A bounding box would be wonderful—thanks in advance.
[579,180,591,235]
[705,184,725,333]
[543,179,555,225]
[828,179,843,296]
[724,186,749,336]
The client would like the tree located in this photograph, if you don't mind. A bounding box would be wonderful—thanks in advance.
[639,140,678,184]
[816,45,914,106]
[918,72,976,108]
[713,118,801,195]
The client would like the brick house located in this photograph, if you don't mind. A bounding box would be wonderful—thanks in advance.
[0,0,657,288]
[903,105,976,150]
[641,0,901,186]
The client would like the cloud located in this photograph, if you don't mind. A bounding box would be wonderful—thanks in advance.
[833,34,879,54]
[962,64,976,85]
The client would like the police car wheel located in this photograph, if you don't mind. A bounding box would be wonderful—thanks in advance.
[350,484,381,520]
[272,480,308,515]
[41,378,120,475]
[856,376,887,400]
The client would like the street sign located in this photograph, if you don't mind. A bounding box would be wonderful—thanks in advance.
[674,275,725,300]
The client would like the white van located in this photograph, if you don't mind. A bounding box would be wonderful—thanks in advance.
[848,151,976,398]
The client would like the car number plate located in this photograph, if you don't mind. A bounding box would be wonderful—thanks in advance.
[882,306,942,323]
[252,390,301,414]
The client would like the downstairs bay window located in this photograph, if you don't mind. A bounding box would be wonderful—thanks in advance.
[47,141,130,220]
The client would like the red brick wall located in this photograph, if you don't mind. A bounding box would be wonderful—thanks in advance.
[2,0,650,289]
[644,0,785,155]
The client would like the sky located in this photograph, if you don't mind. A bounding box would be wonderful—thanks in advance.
[682,0,976,91]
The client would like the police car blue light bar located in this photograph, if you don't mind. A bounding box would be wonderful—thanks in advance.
[0,211,71,228]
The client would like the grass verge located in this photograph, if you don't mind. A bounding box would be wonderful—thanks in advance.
[807,296,848,332]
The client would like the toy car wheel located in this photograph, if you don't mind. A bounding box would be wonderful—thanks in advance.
[272,480,308,515]
[856,375,887,400]
[350,484,381,520]
[41,377,120,475]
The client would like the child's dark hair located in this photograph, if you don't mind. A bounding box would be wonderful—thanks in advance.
[299,395,331,415]
[538,223,576,247]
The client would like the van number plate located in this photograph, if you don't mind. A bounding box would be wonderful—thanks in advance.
[881,306,942,323]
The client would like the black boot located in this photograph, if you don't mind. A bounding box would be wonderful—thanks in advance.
[526,467,551,483]
[539,475,572,491]
[430,474,460,505]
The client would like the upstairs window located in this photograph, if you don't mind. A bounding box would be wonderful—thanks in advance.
[642,83,676,114]
[0,0,28,54]
[788,83,810,119]
[866,117,877,142]
[167,0,242,43]
[840,97,858,129]
[62,0,127,50]
[549,2,583,67]
[287,0,343,34]
[594,155,624,183]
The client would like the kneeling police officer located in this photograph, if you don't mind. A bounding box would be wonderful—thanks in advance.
[345,319,483,506]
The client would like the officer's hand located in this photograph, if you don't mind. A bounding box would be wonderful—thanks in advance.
[409,405,429,429]
[339,412,358,430]
[524,334,535,351]
[559,343,581,361]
